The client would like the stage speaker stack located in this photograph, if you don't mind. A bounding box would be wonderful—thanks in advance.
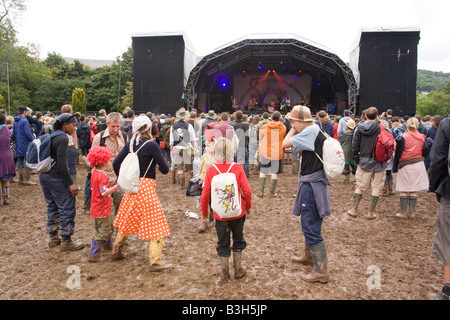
[132,33,188,115]
[353,27,420,116]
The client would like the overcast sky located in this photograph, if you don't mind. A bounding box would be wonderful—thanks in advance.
[15,0,450,72]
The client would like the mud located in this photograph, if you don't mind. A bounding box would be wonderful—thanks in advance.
[0,163,442,300]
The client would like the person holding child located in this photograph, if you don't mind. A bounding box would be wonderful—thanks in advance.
[86,146,121,262]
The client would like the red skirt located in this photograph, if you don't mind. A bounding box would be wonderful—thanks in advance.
[114,178,171,240]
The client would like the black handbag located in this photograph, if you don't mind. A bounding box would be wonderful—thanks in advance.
[186,177,203,197]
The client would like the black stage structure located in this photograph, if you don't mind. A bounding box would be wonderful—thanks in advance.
[132,29,420,117]
[350,27,421,116]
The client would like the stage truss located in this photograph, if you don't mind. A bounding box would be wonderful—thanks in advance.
[184,36,358,114]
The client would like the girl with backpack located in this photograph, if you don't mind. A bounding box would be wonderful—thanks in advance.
[111,116,172,271]
[200,137,253,283]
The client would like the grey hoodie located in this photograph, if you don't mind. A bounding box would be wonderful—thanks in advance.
[352,120,387,172]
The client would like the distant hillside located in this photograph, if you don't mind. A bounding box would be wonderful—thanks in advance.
[63,57,115,69]
[417,69,450,92]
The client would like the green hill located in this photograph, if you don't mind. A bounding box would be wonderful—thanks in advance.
[417,69,450,92]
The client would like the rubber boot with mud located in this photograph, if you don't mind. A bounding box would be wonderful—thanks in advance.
[111,234,128,260]
[299,241,329,283]
[269,179,278,197]
[179,172,186,190]
[395,196,409,218]
[88,239,105,262]
[60,235,85,252]
[408,195,417,218]
[292,245,313,265]
[23,168,37,185]
[2,186,10,205]
[148,239,173,272]
[380,179,389,196]
[257,177,266,198]
[219,256,231,283]
[365,195,378,220]
[171,170,177,184]
[233,251,246,279]
[388,180,396,195]
[347,193,362,217]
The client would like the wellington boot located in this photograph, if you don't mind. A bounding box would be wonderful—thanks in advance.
[179,173,186,190]
[148,239,173,272]
[88,240,105,262]
[2,187,10,205]
[388,180,396,195]
[380,180,389,196]
[111,234,128,260]
[364,196,379,220]
[233,251,246,279]
[257,177,266,198]
[292,246,313,265]
[18,168,25,185]
[347,193,362,218]
[171,170,177,184]
[23,168,37,185]
[198,221,208,233]
[219,256,231,283]
[299,241,329,283]
[269,179,278,197]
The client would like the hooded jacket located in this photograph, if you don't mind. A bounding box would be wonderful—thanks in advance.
[315,117,334,137]
[259,120,287,160]
[12,115,34,158]
[428,116,450,200]
[120,119,133,141]
[352,120,387,172]
[76,121,92,152]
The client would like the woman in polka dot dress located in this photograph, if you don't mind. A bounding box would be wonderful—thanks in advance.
[112,115,172,271]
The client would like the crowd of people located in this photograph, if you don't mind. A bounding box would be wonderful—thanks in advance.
[0,103,449,299]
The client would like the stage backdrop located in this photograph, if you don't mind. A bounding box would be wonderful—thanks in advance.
[233,74,312,108]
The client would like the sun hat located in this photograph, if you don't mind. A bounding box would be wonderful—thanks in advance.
[205,110,217,120]
[175,107,189,120]
[286,105,314,122]
[346,119,356,130]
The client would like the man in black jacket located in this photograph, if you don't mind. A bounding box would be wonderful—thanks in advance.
[429,115,450,300]
[347,107,387,220]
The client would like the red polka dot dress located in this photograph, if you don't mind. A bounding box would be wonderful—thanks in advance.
[114,178,171,240]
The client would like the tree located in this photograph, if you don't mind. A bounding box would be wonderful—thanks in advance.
[71,87,86,114]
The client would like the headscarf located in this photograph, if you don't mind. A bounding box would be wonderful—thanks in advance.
[129,115,152,151]
[53,113,77,130]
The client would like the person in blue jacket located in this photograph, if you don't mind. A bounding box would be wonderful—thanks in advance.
[12,106,36,185]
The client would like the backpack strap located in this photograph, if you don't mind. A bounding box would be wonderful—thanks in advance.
[212,162,235,174]
[133,140,151,154]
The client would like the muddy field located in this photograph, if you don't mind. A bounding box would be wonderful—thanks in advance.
[0,162,443,301]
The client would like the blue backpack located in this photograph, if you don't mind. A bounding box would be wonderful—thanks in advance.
[26,130,66,172]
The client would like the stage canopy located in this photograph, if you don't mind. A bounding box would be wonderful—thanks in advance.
[184,33,357,114]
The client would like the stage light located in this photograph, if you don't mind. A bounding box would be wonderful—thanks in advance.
[280,61,283,64]
[281,66,285,70]
[222,82,227,87]
[273,70,276,73]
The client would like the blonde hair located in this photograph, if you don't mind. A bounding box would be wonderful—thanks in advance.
[61,104,72,113]
[380,119,389,130]
[406,117,419,131]
[214,137,234,164]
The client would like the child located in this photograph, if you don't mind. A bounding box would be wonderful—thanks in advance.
[201,137,252,283]
[86,146,121,262]
[339,119,357,182]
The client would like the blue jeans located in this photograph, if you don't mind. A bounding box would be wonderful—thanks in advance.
[300,183,324,246]
[40,173,76,236]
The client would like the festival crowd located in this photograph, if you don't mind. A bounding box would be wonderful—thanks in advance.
[0,103,449,299]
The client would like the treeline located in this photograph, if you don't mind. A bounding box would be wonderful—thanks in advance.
[417,69,450,93]
[0,47,133,115]
[416,70,450,117]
